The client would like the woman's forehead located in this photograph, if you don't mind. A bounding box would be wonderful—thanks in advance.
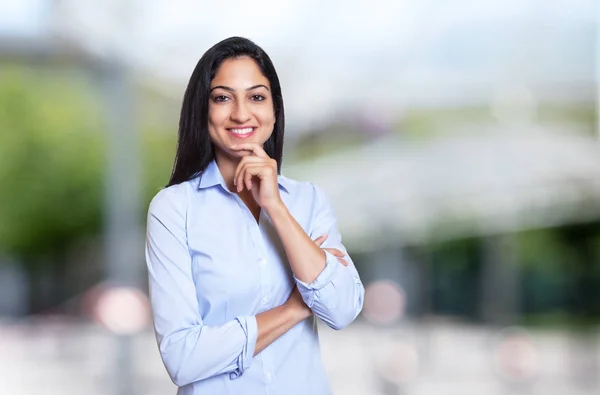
[211,57,270,89]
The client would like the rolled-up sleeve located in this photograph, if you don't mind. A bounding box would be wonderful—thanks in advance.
[145,187,257,387]
[295,184,365,330]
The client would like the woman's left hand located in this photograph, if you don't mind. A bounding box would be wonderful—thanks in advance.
[231,143,282,210]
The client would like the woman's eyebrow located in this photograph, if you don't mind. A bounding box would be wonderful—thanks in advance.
[210,84,270,92]
[247,84,270,91]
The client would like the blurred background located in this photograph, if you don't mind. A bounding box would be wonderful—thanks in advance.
[0,0,599,394]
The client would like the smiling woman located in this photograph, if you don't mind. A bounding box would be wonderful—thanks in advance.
[167,37,286,187]
[145,36,364,395]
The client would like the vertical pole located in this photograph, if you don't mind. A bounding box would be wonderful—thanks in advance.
[99,61,143,395]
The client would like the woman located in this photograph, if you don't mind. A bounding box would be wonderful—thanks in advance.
[145,36,364,395]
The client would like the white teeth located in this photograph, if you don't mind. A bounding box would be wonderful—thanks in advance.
[229,127,254,135]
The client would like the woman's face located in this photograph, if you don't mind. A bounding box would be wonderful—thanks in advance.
[208,56,275,160]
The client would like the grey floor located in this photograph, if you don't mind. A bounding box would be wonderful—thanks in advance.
[1,318,598,395]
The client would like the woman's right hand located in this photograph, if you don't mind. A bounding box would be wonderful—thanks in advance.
[312,234,349,266]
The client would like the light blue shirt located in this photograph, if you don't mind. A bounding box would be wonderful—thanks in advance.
[145,159,364,395]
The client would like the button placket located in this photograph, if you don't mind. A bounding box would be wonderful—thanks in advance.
[255,213,275,388]
[230,194,276,387]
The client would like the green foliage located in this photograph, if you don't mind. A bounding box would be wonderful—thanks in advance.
[517,229,567,272]
[0,68,105,262]
[0,67,179,267]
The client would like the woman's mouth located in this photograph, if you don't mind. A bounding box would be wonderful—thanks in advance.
[227,127,256,138]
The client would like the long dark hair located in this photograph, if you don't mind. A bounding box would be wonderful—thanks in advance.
[167,36,285,187]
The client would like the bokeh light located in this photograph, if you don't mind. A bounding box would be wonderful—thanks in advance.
[363,280,406,326]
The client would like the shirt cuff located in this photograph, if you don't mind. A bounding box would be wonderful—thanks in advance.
[229,315,258,380]
[295,251,340,308]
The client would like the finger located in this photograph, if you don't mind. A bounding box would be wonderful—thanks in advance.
[244,165,255,191]
[244,164,269,190]
[234,156,269,187]
[231,143,268,158]
[236,163,255,192]
[230,143,269,158]
[235,160,243,191]
[236,166,245,192]
[247,163,276,181]
[337,258,349,266]
[313,234,328,247]
[324,248,345,257]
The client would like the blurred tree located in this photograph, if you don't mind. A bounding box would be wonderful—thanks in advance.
[0,68,105,263]
[0,67,106,311]
[0,67,177,313]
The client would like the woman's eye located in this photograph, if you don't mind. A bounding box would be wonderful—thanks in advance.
[214,95,229,102]
[251,94,265,101]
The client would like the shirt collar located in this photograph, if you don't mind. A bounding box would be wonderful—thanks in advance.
[197,159,222,189]
[197,159,290,193]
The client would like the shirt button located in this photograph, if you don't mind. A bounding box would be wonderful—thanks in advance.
[265,372,273,383]
[261,295,269,305]
[260,258,267,267]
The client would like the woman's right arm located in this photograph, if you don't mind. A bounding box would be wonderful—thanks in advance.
[146,188,309,387]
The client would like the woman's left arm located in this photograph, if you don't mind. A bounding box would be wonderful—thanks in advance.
[265,186,364,330]
[232,143,364,330]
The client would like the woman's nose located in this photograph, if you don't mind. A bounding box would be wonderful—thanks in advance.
[231,101,251,123]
